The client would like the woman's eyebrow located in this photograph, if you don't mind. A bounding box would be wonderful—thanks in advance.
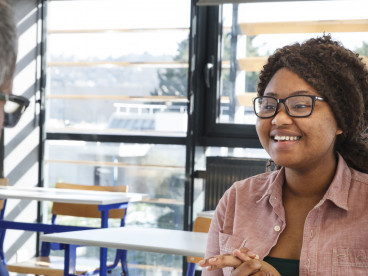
[264,92,277,96]
[293,90,314,95]
[264,90,314,96]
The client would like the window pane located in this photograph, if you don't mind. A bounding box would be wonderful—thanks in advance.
[218,0,368,125]
[45,1,190,274]
[45,140,186,274]
[46,0,190,136]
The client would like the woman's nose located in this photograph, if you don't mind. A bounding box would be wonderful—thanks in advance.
[271,103,293,125]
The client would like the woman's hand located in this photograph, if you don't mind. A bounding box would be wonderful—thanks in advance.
[199,247,258,271]
[232,249,280,276]
[199,247,280,276]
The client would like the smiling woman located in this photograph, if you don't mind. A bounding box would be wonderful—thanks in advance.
[257,36,368,174]
[257,68,343,172]
[200,35,368,276]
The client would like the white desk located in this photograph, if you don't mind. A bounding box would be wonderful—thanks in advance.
[197,210,215,219]
[0,186,145,205]
[42,226,208,258]
[0,186,147,275]
[41,227,208,276]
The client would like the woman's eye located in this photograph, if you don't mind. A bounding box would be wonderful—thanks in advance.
[262,105,276,110]
[293,103,311,109]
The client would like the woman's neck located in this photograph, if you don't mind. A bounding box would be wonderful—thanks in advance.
[283,155,338,199]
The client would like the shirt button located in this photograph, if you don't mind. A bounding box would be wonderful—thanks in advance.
[310,230,313,238]
[274,225,281,232]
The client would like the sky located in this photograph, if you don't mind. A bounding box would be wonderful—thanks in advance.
[47,0,190,58]
[47,0,368,59]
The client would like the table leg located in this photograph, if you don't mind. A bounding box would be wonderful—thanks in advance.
[64,244,77,276]
[100,247,107,276]
[120,249,129,276]
[99,209,109,275]
[0,199,7,264]
[186,263,196,276]
[0,228,5,263]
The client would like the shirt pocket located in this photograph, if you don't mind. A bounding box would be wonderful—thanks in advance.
[219,232,247,276]
[332,248,368,275]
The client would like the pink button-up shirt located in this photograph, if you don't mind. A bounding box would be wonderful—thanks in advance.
[203,154,368,276]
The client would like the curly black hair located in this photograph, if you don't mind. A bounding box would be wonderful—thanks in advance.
[258,34,368,173]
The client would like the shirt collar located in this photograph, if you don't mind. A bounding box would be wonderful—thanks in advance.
[257,168,285,220]
[257,153,351,211]
[257,168,285,203]
[322,153,351,211]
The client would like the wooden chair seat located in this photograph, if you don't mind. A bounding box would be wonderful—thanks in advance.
[0,178,7,211]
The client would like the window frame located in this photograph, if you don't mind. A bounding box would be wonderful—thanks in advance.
[195,4,261,148]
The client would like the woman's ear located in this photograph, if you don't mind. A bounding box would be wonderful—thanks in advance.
[336,129,343,135]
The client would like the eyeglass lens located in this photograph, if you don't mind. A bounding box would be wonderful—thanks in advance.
[1,97,29,128]
[254,96,314,118]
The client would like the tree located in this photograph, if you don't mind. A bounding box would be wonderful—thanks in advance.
[355,41,368,56]
[222,34,261,97]
[151,32,263,99]
[245,36,261,93]
[150,37,189,97]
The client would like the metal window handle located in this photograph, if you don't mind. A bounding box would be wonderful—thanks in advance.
[204,56,215,88]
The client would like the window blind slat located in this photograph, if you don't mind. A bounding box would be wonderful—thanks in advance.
[197,0,332,5]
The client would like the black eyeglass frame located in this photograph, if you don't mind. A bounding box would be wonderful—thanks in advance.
[0,92,30,128]
[253,95,326,119]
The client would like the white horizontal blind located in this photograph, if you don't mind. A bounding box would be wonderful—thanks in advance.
[210,0,368,126]
[197,0,334,5]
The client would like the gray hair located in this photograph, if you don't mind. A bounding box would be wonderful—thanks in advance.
[0,1,18,86]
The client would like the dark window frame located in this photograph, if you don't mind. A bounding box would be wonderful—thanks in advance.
[194,4,261,148]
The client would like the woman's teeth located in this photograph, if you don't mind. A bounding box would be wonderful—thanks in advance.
[274,135,300,141]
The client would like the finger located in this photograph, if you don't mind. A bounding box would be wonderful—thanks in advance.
[235,249,259,261]
[233,249,252,261]
[198,259,209,267]
[238,247,251,254]
[203,255,243,270]
[208,255,243,270]
[198,254,235,268]
[239,248,259,259]
[231,259,262,276]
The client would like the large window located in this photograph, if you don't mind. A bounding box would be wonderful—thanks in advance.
[45,0,191,275]
[201,0,368,145]
[41,0,368,275]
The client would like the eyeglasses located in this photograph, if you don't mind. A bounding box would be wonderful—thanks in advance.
[0,92,30,128]
[253,95,326,119]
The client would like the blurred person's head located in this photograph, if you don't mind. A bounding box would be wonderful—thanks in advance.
[0,1,29,131]
[0,0,17,93]
[257,34,368,173]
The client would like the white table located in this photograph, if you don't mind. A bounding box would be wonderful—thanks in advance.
[197,210,215,218]
[0,186,145,205]
[0,186,147,275]
[41,226,208,276]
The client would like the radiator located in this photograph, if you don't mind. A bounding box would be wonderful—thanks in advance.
[204,157,268,211]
